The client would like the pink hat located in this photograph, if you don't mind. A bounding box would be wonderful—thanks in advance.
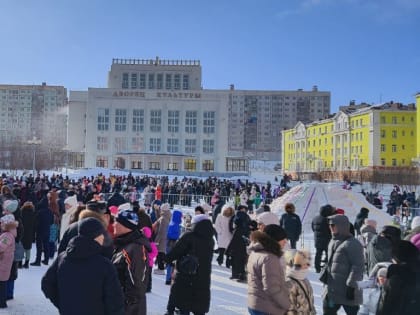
[109,206,118,216]
[411,233,420,251]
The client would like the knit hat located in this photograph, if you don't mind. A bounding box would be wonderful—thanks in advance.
[2,200,18,213]
[411,216,420,230]
[152,200,161,207]
[64,195,78,208]
[264,224,287,241]
[335,208,345,215]
[377,267,388,278]
[116,210,139,230]
[0,214,16,225]
[78,217,105,239]
[256,212,279,226]
[86,200,108,214]
[392,240,419,263]
[410,233,420,251]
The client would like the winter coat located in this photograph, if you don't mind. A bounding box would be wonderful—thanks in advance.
[165,219,215,314]
[366,235,392,274]
[21,205,36,249]
[142,227,158,267]
[41,235,125,315]
[35,197,54,237]
[286,272,316,315]
[60,204,77,241]
[58,221,114,259]
[376,263,420,315]
[153,206,171,253]
[354,208,369,235]
[112,229,150,315]
[215,213,233,249]
[247,231,290,315]
[0,224,16,281]
[323,215,364,307]
[280,212,302,242]
[311,208,332,249]
[212,200,224,223]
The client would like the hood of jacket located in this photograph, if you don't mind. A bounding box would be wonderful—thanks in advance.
[114,229,151,253]
[66,235,103,260]
[192,218,214,240]
[320,204,335,217]
[247,230,281,257]
[360,224,376,235]
[328,214,351,239]
[170,210,183,225]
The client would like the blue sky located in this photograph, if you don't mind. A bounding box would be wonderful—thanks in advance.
[0,0,419,112]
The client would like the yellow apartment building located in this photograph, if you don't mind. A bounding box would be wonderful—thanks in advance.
[282,102,416,176]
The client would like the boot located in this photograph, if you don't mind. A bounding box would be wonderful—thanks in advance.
[30,259,41,266]
[41,259,49,265]
[23,260,29,269]
[17,261,23,269]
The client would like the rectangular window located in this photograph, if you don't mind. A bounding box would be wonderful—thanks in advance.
[131,137,143,151]
[157,74,163,89]
[203,139,214,154]
[148,74,155,89]
[381,144,386,152]
[149,161,160,170]
[381,130,386,138]
[150,110,161,132]
[114,137,127,152]
[203,111,215,134]
[96,156,108,168]
[174,74,181,89]
[149,138,161,152]
[184,159,196,171]
[97,136,108,151]
[381,158,386,166]
[168,110,180,133]
[202,160,214,171]
[131,160,142,169]
[167,138,179,153]
[115,109,127,132]
[132,109,144,132]
[226,158,247,172]
[122,73,129,89]
[185,139,196,154]
[165,74,172,89]
[380,116,386,124]
[185,111,197,133]
[139,74,146,89]
[392,130,397,138]
[392,144,397,152]
[392,159,397,166]
[131,73,137,89]
[182,74,189,90]
[97,108,109,131]
[392,116,397,124]
[167,162,178,171]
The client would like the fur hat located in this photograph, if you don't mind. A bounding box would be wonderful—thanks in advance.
[411,216,420,230]
[116,210,139,230]
[2,200,18,213]
[86,200,109,214]
[192,213,210,224]
[284,249,311,268]
[0,214,16,225]
[256,212,279,226]
[64,195,78,208]
[264,224,287,241]
[78,217,105,239]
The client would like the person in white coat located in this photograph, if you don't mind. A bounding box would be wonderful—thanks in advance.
[215,205,234,266]
[60,195,78,241]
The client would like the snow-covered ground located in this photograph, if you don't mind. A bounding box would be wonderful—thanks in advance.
[0,167,401,315]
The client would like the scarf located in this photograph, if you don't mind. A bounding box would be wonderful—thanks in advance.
[286,266,310,280]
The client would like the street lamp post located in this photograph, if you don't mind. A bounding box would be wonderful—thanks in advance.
[27,136,42,177]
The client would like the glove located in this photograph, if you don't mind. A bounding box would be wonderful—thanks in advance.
[346,286,355,300]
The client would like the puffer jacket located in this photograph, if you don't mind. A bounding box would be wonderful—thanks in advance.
[0,221,17,281]
[311,206,332,249]
[323,215,364,306]
[153,205,171,253]
[247,231,290,315]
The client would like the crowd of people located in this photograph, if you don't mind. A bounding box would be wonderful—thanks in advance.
[0,172,419,314]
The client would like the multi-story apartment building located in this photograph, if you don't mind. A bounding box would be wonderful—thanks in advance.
[67,57,330,173]
[282,102,417,175]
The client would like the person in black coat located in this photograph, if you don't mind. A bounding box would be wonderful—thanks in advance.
[164,215,214,315]
[107,190,126,208]
[376,240,420,315]
[31,193,53,266]
[311,204,334,273]
[20,201,36,268]
[279,202,302,249]
[42,217,125,315]
[354,207,369,236]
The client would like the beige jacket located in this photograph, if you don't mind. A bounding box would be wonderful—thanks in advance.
[247,234,290,315]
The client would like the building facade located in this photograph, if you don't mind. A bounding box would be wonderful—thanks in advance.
[68,57,330,173]
[282,102,417,175]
